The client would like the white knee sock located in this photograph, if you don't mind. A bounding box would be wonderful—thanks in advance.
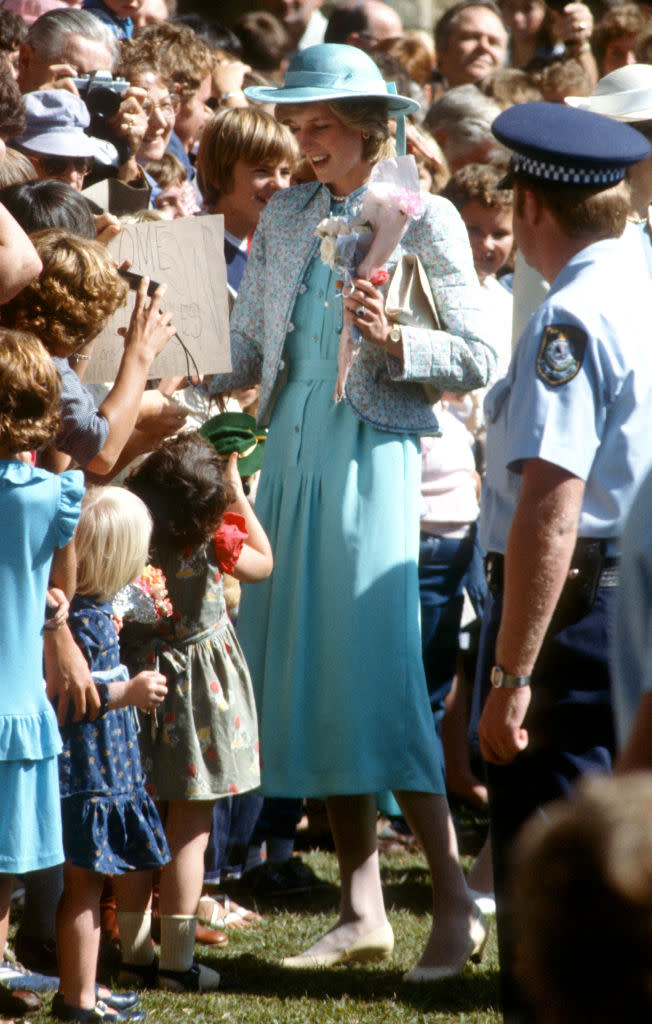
[116,911,154,966]
[159,914,196,972]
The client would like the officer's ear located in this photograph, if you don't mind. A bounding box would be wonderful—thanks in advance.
[514,182,542,227]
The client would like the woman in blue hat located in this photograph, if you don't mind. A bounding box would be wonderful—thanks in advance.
[215,43,496,979]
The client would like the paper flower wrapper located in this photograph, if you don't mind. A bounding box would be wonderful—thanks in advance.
[316,156,425,402]
[113,565,173,624]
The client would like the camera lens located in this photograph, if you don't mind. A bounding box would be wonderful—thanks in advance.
[85,86,121,119]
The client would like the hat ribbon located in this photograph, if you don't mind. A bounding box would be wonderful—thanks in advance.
[283,70,388,94]
[387,81,406,156]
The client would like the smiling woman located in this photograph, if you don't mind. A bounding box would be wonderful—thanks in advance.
[208,43,497,983]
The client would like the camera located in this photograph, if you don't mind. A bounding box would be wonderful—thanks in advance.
[73,71,131,163]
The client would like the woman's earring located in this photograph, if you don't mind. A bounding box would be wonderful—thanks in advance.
[362,131,370,140]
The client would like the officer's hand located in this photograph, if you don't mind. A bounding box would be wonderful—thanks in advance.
[479,685,531,765]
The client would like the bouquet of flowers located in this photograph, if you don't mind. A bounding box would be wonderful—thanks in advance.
[113,565,173,625]
[315,156,425,402]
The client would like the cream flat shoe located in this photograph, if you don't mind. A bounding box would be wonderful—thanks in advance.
[280,922,394,968]
[402,909,489,983]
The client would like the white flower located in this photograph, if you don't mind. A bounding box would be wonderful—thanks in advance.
[320,235,338,268]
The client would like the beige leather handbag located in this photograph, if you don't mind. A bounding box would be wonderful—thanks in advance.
[385,252,441,405]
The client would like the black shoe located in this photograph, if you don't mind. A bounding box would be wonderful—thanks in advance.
[95,987,139,1012]
[0,984,43,1016]
[13,932,59,976]
[51,992,145,1022]
[116,959,158,991]
[157,961,220,993]
[241,857,331,895]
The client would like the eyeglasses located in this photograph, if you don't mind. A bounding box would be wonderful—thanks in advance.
[141,95,178,119]
[40,155,93,176]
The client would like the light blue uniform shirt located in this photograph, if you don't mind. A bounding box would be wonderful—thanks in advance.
[480,231,652,555]
[611,464,652,749]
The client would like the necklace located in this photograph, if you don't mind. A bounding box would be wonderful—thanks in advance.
[331,192,348,202]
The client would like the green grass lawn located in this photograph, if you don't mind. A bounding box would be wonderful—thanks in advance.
[20,841,502,1024]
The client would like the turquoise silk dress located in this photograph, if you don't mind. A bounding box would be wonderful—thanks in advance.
[238,200,444,799]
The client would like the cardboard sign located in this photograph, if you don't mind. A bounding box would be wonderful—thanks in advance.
[85,214,230,383]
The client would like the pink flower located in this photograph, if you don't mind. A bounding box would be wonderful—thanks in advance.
[370,268,389,287]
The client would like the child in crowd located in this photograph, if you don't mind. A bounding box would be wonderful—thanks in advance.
[512,773,652,1024]
[146,152,199,220]
[121,432,273,991]
[442,162,514,385]
[196,106,298,293]
[0,330,84,980]
[55,487,171,1022]
[0,228,182,476]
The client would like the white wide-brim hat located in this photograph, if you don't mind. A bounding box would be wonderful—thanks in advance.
[565,64,652,123]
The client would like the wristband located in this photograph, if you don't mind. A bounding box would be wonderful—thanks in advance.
[490,665,531,688]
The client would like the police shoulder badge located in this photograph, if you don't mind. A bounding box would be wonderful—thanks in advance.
[537,324,587,386]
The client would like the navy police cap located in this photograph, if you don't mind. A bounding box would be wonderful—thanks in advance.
[492,101,650,186]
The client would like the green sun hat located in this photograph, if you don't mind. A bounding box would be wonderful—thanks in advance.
[245,43,420,116]
[200,412,267,477]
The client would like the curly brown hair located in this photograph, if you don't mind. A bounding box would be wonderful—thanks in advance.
[121,22,214,100]
[0,328,60,452]
[126,431,233,552]
[0,228,128,357]
[441,162,513,212]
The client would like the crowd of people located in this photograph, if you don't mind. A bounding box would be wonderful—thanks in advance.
[0,1,652,1023]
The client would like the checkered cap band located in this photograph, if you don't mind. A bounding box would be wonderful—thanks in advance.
[513,153,625,184]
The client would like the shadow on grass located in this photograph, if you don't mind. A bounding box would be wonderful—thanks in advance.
[217,952,499,1013]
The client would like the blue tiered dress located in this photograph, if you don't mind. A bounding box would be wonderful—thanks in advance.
[60,595,170,873]
[237,198,444,799]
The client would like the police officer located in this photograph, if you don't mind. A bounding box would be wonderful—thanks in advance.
[475,102,652,1023]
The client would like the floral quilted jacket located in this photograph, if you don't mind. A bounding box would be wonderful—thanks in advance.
[214,182,496,435]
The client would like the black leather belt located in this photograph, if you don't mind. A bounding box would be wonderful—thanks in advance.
[485,538,619,597]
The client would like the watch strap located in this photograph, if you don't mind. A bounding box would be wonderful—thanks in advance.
[490,665,531,689]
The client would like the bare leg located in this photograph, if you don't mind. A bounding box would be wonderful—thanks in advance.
[0,874,13,961]
[288,794,389,958]
[394,791,478,969]
[466,834,493,894]
[441,664,488,810]
[55,864,104,1009]
[158,800,214,917]
[112,870,153,916]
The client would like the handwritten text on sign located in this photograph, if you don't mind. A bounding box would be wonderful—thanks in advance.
[85,215,230,383]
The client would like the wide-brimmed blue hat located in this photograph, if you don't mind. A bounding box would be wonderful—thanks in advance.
[245,44,420,117]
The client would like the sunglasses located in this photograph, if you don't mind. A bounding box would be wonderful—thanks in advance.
[40,155,93,176]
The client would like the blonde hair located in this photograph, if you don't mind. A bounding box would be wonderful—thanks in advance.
[0,328,60,452]
[0,147,38,188]
[278,99,395,165]
[0,229,128,356]
[197,106,299,208]
[75,486,152,602]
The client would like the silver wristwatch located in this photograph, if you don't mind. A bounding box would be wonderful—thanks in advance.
[490,665,531,689]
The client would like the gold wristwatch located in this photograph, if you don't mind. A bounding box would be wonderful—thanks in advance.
[389,323,402,344]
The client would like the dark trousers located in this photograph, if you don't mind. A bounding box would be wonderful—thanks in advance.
[419,527,486,770]
[475,586,616,1024]
[205,791,265,882]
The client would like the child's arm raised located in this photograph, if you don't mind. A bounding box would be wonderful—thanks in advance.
[85,279,176,476]
[224,452,273,583]
[107,670,168,713]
